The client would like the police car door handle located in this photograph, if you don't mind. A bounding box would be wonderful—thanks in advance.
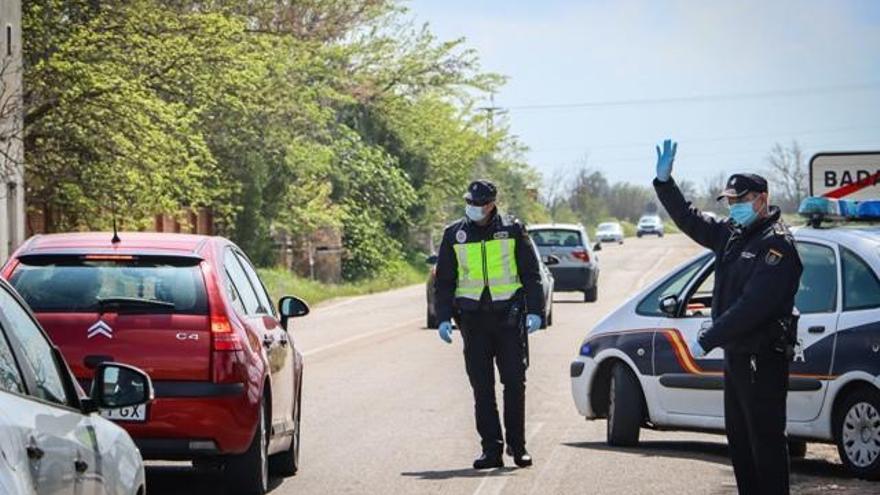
[808,326,826,334]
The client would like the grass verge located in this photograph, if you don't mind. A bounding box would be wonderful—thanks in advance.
[258,259,428,307]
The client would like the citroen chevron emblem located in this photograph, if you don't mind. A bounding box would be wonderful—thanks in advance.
[87,321,113,339]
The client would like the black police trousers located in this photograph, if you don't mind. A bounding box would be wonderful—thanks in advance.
[458,308,528,455]
[724,351,790,495]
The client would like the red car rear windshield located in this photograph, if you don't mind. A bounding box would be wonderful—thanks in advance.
[9,256,208,314]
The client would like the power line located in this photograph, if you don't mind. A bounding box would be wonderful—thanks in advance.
[528,123,880,154]
[498,81,880,111]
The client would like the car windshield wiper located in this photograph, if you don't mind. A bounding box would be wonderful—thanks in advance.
[96,297,175,311]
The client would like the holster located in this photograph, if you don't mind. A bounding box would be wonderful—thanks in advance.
[771,310,800,359]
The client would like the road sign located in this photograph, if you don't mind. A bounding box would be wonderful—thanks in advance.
[810,151,880,199]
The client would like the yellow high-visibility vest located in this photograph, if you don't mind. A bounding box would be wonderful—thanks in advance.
[453,238,522,302]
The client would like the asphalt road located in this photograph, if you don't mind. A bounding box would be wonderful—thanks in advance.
[146,234,874,494]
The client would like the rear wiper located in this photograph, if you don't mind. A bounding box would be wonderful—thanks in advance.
[96,297,175,311]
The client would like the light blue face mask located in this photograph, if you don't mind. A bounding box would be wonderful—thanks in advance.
[729,201,758,227]
[465,204,487,222]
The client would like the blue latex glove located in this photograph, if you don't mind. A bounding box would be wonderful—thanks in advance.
[655,139,678,182]
[690,338,707,358]
[438,321,453,344]
[525,314,542,334]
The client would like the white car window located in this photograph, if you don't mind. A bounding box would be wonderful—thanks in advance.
[637,254,709,316]
[0,329,23,394]
[0,287,68,405]
[841,247,880,311]
[795,243,838,314]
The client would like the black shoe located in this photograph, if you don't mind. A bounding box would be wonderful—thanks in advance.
[473,452,504,470]
[506,447,533,468]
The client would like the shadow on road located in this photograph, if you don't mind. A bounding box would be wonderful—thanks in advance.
[145,465,286,495]
[564,441,856,484]
[401,466,517,481]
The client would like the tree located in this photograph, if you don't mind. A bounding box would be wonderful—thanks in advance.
[766,141,808,213]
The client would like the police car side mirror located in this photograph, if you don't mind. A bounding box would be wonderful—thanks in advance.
[89,362,153,411]
[593,242,602,252]
[659,295,680,317]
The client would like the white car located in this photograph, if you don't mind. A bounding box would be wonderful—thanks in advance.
[595,222,624,244]
[0,277,152,494]
[570,219,880,480]
[637,215,665,238]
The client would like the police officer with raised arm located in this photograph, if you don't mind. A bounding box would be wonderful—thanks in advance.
[433,179,545,470]
[653,139,803,495]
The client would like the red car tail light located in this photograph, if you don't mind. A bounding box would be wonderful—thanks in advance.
[211,315,242,351]
[571,250,591,263]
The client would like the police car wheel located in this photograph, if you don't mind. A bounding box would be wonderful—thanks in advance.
[607,363,643,447]
[834,387,880,480]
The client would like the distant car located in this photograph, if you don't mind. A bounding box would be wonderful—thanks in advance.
[0,275,151,495]
[596,222,624,244]
[425,240,557,329]
[528,224,601,303]
[570,220,880,480]
[637,215,665,238]
[3,232,310,495]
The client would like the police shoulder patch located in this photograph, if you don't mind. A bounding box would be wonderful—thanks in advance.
[765,248,784,266]
[455,230,467,244]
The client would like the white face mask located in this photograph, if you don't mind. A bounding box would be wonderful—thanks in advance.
[465,204,487,222]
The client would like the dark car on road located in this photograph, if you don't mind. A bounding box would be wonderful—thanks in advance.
[2,232,311,495]
[528,223,601,303]
[425,239,556,329]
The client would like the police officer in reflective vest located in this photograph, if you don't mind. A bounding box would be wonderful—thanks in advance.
[434,179,545,469]
[653,140,803,495]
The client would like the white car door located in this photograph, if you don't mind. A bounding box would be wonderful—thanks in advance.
[0,284,104,495]
[654,260,726,418]
[654,240,843,422]
[787,240,840,422]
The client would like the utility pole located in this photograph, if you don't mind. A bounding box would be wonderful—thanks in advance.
[477,93,507,138]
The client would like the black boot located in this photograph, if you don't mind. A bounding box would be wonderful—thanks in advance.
[506,446,533,468]
[473,451,504,470]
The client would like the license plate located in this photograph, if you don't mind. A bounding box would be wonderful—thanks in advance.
[101,405,147,422]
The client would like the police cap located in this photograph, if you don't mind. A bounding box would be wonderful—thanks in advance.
[464,180,497,206]
[716,173,768,201]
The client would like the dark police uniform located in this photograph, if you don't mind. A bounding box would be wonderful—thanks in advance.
[434,201,544,463]
[655,176,803,495]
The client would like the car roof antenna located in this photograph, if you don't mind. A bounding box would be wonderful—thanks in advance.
[111,202,121,244]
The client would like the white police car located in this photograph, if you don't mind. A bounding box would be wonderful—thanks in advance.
[570,196,880,480]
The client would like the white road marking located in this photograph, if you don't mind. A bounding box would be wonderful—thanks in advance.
[302,317,423,357]
[472,422,546,495]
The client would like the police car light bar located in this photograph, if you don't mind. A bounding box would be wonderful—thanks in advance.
[799,196,880,227]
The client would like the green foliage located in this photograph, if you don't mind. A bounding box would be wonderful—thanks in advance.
[23,0,548,282]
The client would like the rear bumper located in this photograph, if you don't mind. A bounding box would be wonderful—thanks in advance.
[84,379,258,459]
[549,266,598,291]
[637,228,663,235]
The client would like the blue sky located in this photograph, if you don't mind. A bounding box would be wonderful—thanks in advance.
[406,0,880,189]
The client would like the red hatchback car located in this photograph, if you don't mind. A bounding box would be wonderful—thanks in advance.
[2,232,308,495]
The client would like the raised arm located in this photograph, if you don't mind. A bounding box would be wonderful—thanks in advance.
[653,139,728,251]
